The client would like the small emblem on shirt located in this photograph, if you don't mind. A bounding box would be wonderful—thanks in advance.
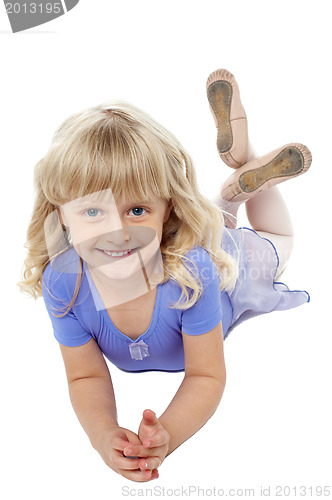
[128,340,149,361]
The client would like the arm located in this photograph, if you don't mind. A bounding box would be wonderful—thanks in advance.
[59,338,157,481]
[60,338,117,448]
[159,321,226,454]
[130,321,226,464]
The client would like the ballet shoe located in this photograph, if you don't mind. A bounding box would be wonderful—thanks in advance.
[206,69,248,168]
[221,143,312,202]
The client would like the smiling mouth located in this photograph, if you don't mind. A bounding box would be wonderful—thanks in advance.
[97,248,138,258]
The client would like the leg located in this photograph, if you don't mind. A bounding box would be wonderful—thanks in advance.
[206,69,310,276]
[245,187,294,277]
[212,141,296,274]
[213,186,294,277]
[211,142,257,229]
[211,194,241,229]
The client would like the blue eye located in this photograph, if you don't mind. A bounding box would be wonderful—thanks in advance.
[129,207,146,217]
[86,208,100,217]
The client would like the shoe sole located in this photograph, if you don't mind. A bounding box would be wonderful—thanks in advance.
[239,146,305,193]
[207,80,233,154]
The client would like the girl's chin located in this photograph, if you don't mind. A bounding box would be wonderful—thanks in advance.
[98,262,140,279]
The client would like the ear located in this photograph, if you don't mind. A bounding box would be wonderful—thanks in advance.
[163,199,173,223]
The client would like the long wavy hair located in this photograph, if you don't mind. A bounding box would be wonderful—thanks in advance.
[18,101,238,312]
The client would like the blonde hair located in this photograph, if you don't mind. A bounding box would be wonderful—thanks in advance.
[18,101,238,311]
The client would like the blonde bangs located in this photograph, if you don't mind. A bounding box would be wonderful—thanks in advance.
[39,104,173,207]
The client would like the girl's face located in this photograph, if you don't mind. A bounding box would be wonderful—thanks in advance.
[59,189,173,280]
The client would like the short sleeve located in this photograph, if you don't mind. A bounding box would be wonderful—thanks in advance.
[181,247,222,335]
[42,262,92,347]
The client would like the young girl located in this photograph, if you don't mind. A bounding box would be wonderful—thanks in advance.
[19,69,310,483]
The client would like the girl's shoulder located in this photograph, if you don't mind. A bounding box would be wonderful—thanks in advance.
[42,247,82,301]
[185,245,212,262]
[183,245,218,283]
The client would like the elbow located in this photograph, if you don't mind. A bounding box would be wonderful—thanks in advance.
[217,369,226,400]
[205,369,227,402]
[222,370,226,397]
[222,364,227,389]
[212,356,227,398]
[214,360,226,393]
[207,372,226,414]
[214,365,226,401]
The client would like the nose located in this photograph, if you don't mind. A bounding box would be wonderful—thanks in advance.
[104,212,130,248]
[104,227,130,248]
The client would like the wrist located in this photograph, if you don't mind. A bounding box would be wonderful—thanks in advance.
[158,422,173,457]
[91,422,119,452]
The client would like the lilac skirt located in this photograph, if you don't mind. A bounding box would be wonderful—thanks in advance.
[222,227,309,333]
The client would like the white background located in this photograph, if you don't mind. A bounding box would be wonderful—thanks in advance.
[1,1,331,499]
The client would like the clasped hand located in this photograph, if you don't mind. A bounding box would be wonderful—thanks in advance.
[99,409,169,482]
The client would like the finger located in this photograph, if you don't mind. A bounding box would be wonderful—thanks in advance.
[123,443,144,458]
[120,468,157,482]
[112,452,159,482]
[124,438,167,458]
[142,431,168,449]
[124,442,164,459]
[138,456,162,472]
[151,469,159,480]
[112,451,141,471]
[136,466,160,481]
[113,436,139,454]
[142,409,158,426]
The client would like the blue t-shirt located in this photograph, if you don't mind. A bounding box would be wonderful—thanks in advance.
[42,246,233,372]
